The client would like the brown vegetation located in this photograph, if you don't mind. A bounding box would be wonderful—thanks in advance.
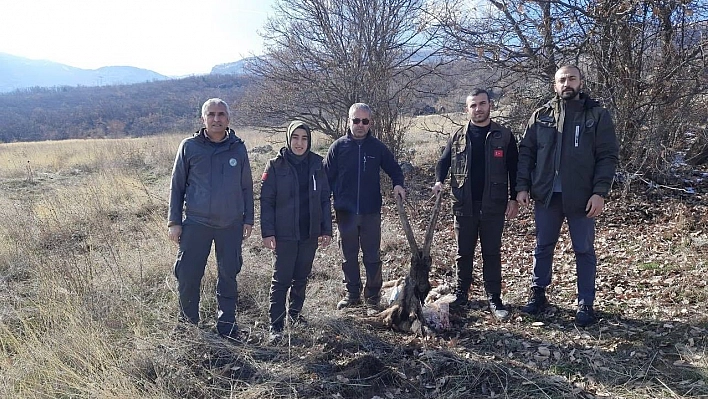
[0,126,706,398]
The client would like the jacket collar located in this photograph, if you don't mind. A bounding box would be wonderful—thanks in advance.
[194,128,242,144]
[463,120,503,135]
[545,92,600,112]
[345,128,373,141]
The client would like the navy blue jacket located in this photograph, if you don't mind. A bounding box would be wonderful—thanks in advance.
[324,130,404,215]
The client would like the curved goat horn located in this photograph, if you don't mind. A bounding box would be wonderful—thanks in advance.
[395,193,420,255]
[422,191,443,256]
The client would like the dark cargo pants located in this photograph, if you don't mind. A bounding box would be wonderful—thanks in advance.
[173,221,243,336]
[454,201,505,297]
[335,211,382,301]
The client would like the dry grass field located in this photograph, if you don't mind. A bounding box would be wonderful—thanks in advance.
[0,120,706,398]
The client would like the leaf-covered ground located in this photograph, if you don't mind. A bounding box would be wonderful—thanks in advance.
[149,166,707,399]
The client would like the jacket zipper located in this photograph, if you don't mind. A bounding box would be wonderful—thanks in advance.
[548,106,564,206]
[574,125,580,147]
[549,130,561,206]
[356,143,362,214]
[484,131,491,204]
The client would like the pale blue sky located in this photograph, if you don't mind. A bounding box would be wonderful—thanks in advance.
[0,0,275,76]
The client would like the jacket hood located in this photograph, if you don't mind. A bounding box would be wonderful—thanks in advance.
[277,146,290,159]
[286,120,312,153]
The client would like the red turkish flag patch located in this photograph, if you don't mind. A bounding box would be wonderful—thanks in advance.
[494,149,504,158]
[261,172,268,181]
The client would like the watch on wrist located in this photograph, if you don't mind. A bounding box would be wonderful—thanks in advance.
[594,193,607,199]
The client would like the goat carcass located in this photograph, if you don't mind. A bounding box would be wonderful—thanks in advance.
[378,191,442,335]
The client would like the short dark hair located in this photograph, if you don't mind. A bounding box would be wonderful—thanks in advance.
[466,88,491,104]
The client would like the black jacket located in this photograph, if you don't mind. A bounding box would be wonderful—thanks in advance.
[517,94,619,214]
[260,148,333,240]
[436,121,518,216]
[324,130,404,214]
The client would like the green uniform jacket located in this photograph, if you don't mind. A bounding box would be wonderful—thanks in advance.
[168,128,255,228]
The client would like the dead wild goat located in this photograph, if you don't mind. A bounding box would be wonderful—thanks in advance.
[378,192,442,335]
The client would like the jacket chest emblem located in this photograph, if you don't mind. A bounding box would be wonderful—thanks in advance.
[229,158,238,167]
[493,149,504,158]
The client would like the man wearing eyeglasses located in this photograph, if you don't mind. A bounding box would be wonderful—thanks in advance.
[324,103,406,310]
[432,89,518,321]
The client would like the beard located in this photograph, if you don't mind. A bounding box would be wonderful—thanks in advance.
[472,111,490,124]
[560,87,578,100]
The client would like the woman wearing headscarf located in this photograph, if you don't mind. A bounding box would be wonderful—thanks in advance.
[260,121,333,342]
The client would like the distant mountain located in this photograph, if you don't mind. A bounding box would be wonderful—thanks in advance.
[210,57,255,75]
[0,53,169,93]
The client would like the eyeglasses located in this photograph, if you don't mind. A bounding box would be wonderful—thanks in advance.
[351,118,370,125]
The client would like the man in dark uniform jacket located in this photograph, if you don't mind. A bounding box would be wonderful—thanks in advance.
[433,89,519,321]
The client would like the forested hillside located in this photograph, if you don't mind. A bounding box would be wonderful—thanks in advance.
[0,74,251,142]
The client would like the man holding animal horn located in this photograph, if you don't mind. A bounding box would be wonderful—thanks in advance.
[325,103,406,310]
[433,89,519,321]
[167,98,254,341]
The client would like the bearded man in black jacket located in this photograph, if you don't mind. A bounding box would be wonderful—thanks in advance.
[516,65,619,327]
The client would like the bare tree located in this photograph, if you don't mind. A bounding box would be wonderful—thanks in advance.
[586,1,708,175]
[239,0,454,156]
[432,0,708,177]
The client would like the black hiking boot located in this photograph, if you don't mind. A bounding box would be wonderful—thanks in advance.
[450,293,469,310]
[365,296,380,309]
[520,287,548,315]
[575,304,596,327]
[488,294,510,321]
[288,314,308,327]
[268,324,284,345]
